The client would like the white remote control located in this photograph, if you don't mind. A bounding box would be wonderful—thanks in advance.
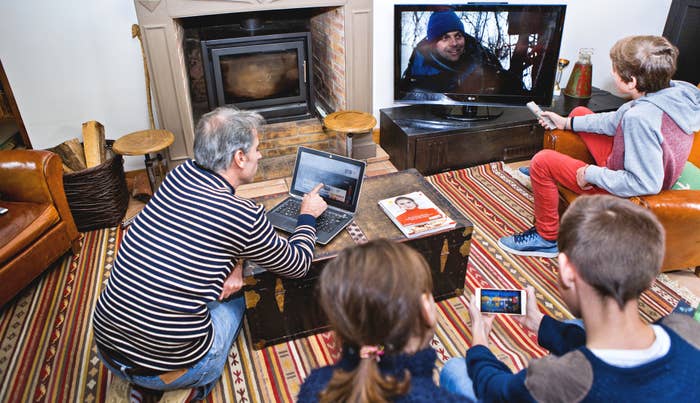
[526,101,556,130]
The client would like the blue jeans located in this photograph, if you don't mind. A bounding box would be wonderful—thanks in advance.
[440,358,477,401]
[440,319,584,401]
[98,296,245,398]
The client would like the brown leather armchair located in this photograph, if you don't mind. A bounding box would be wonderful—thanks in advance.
[0,150,81,307]
[543,128,700,272]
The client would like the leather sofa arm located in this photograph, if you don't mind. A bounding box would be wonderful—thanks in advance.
[630,191,700,270]
[0,150,58,204]
[630,190,700,213]
[0,150,78,236]
[543,129,595,164]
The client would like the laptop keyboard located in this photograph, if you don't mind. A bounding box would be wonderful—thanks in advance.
[275,199,302,217]
[316,211,348,232]
[274,199,348,232]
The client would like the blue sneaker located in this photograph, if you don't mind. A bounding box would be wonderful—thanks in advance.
[498,227,558,258]
[518,166,531,176]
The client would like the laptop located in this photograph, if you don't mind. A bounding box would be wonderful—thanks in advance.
[266,146,366,245]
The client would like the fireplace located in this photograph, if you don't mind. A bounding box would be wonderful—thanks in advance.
[184,9,343,125]
[133,0,373,165]
[200,33,312,123]
[192,15,315,123]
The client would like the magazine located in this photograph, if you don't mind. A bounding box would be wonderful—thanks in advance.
[378,191,456,238]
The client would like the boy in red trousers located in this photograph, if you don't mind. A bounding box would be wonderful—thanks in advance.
[499,35,700,257]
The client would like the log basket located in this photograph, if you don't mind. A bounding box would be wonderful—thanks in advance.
[63,140,129,232]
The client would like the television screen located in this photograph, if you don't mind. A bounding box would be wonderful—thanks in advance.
[395,4,566,108]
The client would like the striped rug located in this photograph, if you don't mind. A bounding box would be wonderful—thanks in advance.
[0,162,686,402]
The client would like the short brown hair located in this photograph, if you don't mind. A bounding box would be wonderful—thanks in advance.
[317,239,433,402]
[610,35,678,93]
[558,195,665,309]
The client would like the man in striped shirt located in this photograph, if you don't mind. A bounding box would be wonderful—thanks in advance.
[92,107,327,400]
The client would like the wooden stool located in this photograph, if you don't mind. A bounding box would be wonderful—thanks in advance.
[323,110,376,159]
[113,129,175,194]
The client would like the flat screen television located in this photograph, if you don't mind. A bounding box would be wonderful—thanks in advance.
[394,4,566,119]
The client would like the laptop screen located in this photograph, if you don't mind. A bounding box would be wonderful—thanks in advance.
[289,147,366,212]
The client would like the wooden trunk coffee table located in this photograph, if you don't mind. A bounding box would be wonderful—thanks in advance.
[242,169,473,349]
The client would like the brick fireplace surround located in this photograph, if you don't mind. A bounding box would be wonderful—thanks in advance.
[133,0,373,179]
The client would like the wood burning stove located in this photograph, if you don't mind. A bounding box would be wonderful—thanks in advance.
[201,32,313,123]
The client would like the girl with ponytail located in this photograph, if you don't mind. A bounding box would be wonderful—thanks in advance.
[297,239,472,402]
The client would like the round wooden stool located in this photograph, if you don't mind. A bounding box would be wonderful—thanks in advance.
[113,129,175,193]
[323,110,376,159]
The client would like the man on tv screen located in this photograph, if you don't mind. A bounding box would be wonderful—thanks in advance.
[399,10,525,100]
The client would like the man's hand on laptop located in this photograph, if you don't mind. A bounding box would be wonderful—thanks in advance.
[300,183,328,218]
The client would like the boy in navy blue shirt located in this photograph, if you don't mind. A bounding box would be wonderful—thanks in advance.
[441,195,700,402]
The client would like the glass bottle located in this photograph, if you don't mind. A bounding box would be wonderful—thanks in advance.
[563,48,593,99]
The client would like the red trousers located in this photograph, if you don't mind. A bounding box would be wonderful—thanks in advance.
[530,107,612,240]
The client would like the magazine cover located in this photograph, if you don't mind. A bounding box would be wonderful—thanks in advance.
[378,191,456,238]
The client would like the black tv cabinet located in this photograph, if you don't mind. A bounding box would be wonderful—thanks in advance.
[380,88,626,175]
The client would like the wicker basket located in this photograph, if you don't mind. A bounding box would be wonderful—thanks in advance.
[63,144,129,232]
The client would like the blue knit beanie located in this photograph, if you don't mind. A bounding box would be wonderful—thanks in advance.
[427,11,464,42]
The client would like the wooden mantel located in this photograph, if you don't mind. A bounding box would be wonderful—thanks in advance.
[133,0,373,165]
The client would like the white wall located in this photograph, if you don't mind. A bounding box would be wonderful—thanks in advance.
[0,0,675,172]
[0,0,150,171]
[373,0,674,118]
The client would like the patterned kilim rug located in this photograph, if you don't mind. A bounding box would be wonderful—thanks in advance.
[0,162,689,402]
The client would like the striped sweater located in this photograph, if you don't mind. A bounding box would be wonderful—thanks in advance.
[92,160,316,371]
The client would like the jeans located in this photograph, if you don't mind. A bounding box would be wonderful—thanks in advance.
[439,319,585,401]
[440,358,477,401]
[98,296,245,398]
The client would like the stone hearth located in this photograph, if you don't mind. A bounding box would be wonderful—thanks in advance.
[255,118,379,182]
[256,118,331,181]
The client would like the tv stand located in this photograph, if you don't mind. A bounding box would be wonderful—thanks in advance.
[438,105,504,122]
[380,88,626,175]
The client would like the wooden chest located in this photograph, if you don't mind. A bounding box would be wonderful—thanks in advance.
[242,169,473,349]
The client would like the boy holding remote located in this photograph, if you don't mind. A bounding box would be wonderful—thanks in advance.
[499,35,700,258]
[440,195,700,402]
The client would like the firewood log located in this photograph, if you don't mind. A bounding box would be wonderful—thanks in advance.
[46,137,87,172]
[82,120,106,167]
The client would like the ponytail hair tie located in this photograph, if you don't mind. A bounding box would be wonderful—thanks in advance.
[359,345,385,362]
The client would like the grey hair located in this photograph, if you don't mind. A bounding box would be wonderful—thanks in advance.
[193,106,265,172]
